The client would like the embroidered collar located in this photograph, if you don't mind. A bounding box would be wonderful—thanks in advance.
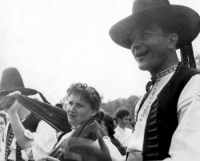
[156,65,178,79]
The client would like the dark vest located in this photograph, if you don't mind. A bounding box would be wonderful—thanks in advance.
[141,64,200,160]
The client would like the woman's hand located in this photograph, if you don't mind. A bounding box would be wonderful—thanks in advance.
[38,156,60,161]
[5,91,22,115]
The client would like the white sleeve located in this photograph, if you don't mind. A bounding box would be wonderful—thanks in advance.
[30,120,57,160]
[164,74,200,161]
[94,136,125,161]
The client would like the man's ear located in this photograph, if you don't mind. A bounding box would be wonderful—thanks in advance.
[117,118,121,123]
[168,33,178,49]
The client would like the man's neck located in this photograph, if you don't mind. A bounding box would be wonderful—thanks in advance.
[150,61,179,79]
[118,124,125,130]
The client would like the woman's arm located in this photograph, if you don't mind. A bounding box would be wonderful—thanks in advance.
[6,97,33,149]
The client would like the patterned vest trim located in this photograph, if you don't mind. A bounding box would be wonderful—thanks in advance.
[142,63,200,160]
[5,123,14,160]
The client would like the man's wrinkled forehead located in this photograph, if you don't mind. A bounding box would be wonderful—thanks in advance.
[130,24,164,40]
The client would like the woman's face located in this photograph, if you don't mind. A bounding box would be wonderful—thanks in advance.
[65,93,97,127]
[0,116,6,133]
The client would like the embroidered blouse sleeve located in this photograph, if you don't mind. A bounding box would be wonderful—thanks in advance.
[164,74,200,161]
[30,120,57,160]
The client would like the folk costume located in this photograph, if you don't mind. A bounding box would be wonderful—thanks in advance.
[109,0,200,160]
[47,115,124,161]
[0,93,124,161]
[0,68,57,161]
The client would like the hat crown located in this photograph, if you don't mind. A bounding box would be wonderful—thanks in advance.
[132,0,170,13]
[0,67,25,91]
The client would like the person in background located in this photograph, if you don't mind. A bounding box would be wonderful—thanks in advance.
[0,67,57,161]
[55,103,63,109]
[100,112,126,156]
[114,109,132,149]
[113,117,117,129]
[0,112,7,160]
[109,0,200,160]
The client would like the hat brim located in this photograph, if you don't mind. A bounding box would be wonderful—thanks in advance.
[109,5,200,49]
[0,88,38,98]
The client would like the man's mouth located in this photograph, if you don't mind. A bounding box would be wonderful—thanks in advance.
[135,51,148,58]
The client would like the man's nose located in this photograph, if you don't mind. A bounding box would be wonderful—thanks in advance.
[130,38,142,54]
[131,44,141,55]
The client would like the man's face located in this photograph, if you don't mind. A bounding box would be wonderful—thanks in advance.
[119,115,130,128]
[130,25,170,74]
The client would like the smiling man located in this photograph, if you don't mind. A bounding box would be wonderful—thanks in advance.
[109,0,200,160]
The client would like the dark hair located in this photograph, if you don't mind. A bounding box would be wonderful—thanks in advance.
[0,112,7,125]
[55,103,63,109]
[103,113,115,137]
[115,109,130,120]
[67,83,101,110]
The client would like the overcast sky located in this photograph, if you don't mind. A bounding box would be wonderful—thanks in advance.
[0,0,200,104]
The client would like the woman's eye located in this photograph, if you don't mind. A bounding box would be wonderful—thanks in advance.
[77,104,83,108]
[142,32,150,38]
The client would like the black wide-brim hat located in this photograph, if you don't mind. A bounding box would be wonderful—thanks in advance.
[109,0,200,49]
[0,68,41,98]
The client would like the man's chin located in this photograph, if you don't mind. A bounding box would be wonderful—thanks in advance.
[138,64,149,71]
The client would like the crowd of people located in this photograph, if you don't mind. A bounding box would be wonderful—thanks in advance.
[0,67,132,161]
[1,0,200,160]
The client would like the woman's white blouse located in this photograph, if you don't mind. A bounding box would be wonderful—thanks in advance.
[33,128,125,161]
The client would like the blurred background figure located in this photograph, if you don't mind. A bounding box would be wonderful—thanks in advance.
[55,103,63,109]
[0,67,57,161]
[100,112,126,156]
[114,109,132,149]
[113,117,117,129]
[0,112,7,160]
